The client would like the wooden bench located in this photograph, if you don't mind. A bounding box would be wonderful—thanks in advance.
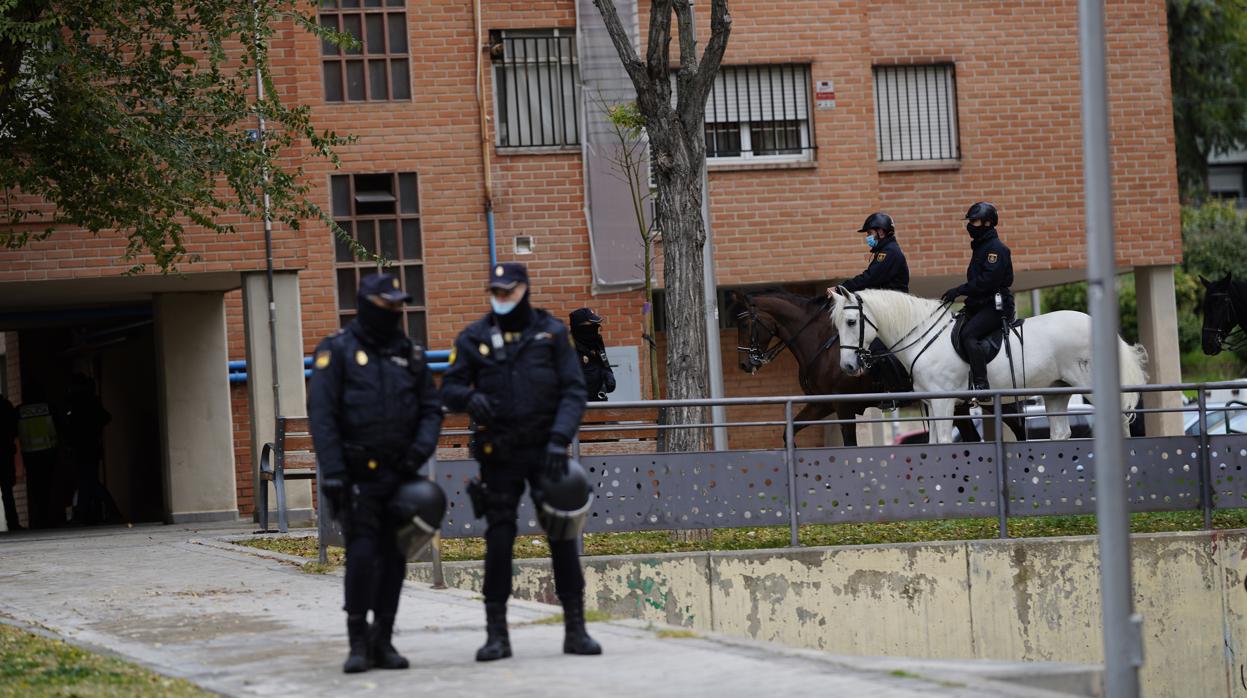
[259,416,317,533]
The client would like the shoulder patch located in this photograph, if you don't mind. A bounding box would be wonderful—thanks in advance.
[535,331,552,341]
[987,252,998,264]
[582,354,589,364]
[449,347,457,365]
[314,350,332,370]
[355,350,369,366]
[875,252,887,262]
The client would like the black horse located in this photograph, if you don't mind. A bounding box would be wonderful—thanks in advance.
[1200,272,1247,355]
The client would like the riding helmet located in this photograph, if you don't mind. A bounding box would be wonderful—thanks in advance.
[857,212,895,233]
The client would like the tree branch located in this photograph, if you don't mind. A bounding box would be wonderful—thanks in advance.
[691,0,731,110]
[592,0,651,95]
[672,0,697,75]
[646,0,673,95]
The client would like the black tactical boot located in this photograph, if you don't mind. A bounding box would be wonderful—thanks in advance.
[968,344,990,393]
[369,614,409,670]
[475,602,512,662]
[343,614,370,673]
[561,597,602,656]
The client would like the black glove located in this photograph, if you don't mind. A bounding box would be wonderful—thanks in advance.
[466,392,493,424]
[940,287,961,304]
[544,442,569,481]
[320,476,348,518]
[604,371,616,394]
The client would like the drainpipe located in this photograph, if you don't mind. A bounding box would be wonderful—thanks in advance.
[251,2,282,430]
[474,0,498,267]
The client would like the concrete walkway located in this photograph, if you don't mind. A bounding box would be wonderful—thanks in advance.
[0,524,1092,697]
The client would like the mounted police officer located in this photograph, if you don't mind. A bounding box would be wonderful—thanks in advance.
[569,308,616,402]
[941,202,1014,391]
[441,262,601,662]
[308,273,443,674]
[827,212,911,400]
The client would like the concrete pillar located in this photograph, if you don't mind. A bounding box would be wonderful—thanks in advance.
[242,272,311,523]
[154,293,238,522]
[1135,265,1184,436]
[856,407,886,446]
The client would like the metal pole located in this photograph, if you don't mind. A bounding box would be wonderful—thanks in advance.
[992,393,1008,539]
[429,455,446,589]
[1197,391,1212,530]
[690,2,728,451]
[1079,1,1142,694]
[784,400,798,546]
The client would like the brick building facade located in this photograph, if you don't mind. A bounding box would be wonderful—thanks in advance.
[0,0,1180,525]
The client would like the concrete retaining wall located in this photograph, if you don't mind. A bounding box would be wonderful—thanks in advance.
[411,530,1247,697]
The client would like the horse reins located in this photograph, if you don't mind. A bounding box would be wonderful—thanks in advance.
[736,297,832,367]
[838,291,954,373]
[1205,289,1247,352]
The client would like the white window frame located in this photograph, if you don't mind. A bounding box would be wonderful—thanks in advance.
[697,64,814,165]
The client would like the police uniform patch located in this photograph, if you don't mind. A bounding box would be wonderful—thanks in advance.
[495,265,504,277]
[535,332,551,341]
[355,350,369,366]
[875,252,887,262]
[583,355,589,364]
[987,253,998,263]
[449,347,458,364]
[479,342,490,356]
[314,350,331,369]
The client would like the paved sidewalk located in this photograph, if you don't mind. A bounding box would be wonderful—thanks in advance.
[0,524,1090,697]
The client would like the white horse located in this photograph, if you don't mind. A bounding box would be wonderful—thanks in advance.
[829,288,1148,443]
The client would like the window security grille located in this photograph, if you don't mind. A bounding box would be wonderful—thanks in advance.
[331,172,427,345]
[702,64,814,161]
[491,29,579,147]
[872,64,959,162]
[320,0,410,102]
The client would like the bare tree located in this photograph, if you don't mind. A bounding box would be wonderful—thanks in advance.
[592,0,731,452]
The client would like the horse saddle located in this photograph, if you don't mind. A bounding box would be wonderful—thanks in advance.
[951,312,1025,364]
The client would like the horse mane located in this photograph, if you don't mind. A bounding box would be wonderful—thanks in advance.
[746,288,827,309]
[831,289,943,339]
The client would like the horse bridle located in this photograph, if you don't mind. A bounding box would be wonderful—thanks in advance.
[837,290,954,370]
[736,297,830,367]
[1204,289,1247,352]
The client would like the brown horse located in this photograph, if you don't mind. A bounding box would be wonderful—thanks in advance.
[728,289,1008,445]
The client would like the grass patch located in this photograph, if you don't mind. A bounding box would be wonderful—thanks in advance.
[655,629,698,639]
[533,610,613,625]
[0,622,210,697]
[235,509,1247,563]
[889,669,921,679]
[300,561,336,575]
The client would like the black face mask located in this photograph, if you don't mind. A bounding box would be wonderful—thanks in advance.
[966,223,992,239]
[494,291,534,333]
[357,299,402,339]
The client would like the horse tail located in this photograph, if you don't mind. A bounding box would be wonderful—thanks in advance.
[1118,341,1149,422]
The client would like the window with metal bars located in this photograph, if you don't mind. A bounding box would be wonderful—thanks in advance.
[490,29,579,148]
[872,64,960,163]
[320,0,410,103]
[331,173,427,345]
[701,64,814,162]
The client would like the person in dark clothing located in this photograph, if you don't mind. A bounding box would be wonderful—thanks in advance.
[0,394,20,531]
[308,272,443,674]
[17,385,59,529]
[828,212,911,400]
[441,262,601,662]
[941,202,1015,391]
[831,211,910,295]
[569,308,616,402]
[64,373,114,525]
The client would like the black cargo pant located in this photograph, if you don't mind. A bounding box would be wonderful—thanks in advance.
[960,306,1005,384]
[0,451,18,529]
[478,446,584,605]
[343,475,407,618]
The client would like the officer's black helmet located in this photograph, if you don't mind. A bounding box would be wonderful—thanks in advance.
[388,478,448,561]
[536,459,594,541]
[857,212,895,234]
[964,202,998,227]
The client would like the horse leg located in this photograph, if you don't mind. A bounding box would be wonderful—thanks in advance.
[1047,394,1072,440]
[953,402,982,443]
[838,404,858,447]
[929,399,957,444]
[787,402,836,447]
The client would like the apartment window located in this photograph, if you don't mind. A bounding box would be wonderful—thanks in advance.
[331,173,427,344]
[490,29,579,147]
[702,64,814,162]
[320,0,410,102]
[873,64,959,163]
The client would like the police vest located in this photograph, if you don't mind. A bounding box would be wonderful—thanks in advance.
[18,403,57,452]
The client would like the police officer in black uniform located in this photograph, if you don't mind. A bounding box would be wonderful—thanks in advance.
[941,202,1014,391]
[569,308,616,402]
[827,212,911,399]
[308,273,443,674]
[831,212,909,295]
[441,262,601,662]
